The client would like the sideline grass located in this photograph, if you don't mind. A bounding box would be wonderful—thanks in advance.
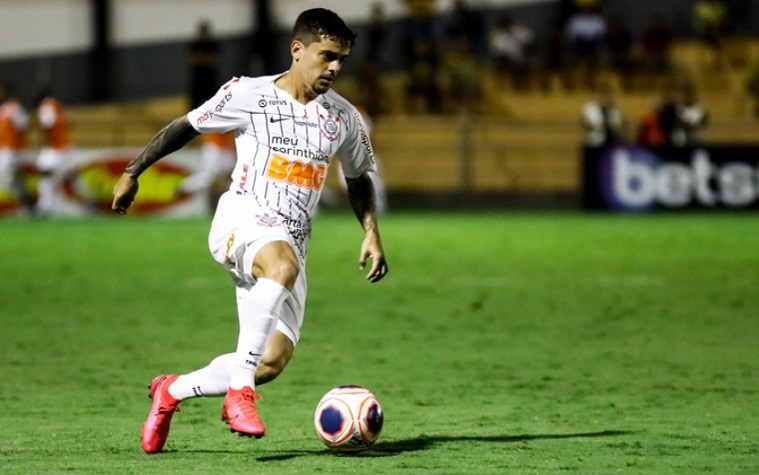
[1,212,758,474]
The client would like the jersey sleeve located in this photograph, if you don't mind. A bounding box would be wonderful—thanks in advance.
[187,77,249,134]
[336,106,377,179]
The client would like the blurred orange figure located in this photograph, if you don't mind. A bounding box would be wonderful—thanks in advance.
[35,90,72,215]
[0,83,31,213]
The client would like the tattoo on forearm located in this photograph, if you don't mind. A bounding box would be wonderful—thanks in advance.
[347,174,378,232]
[125,117,199,176]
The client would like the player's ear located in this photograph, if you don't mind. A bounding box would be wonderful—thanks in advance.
[291,41,303,62]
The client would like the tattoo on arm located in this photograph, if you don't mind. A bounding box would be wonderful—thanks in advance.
[124,116,200,177]
[346,173,378,232]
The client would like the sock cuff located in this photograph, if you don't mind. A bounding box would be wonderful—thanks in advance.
[248,277,291,313]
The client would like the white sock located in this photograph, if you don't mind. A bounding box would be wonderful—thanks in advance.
[167,353,236,401]
[228,278,290,390]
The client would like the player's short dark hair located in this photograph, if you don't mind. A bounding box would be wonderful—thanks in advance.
[292,8,356,48]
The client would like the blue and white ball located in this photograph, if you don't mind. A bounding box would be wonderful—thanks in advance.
[314,385,384,453]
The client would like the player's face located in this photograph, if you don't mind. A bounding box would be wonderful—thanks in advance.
[295,37,350,96]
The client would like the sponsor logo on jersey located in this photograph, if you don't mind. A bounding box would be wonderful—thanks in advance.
[356,110,376,164]
[272,136,298,145]
[270,136,330,163]
[282,216,311,230]
[259,98,289,108]
[238,163,249,192]
[215,92,233,113]
[266,154,326,191]
[294,114,318,128]
[196,109,214,126]
[321,101,346,116]
[224,233,236,265]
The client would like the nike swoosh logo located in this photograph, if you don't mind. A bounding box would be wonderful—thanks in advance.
[270,116,292,123]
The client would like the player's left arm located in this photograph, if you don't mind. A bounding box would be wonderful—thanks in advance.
[346,173,388,283]
[112,115,199,214]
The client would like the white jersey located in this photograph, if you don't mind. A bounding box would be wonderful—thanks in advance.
[187,74,376,222]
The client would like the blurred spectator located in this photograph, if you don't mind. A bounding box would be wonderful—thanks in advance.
[746,61,759,119]
[636,82,707,147]
[604,15,634,91]
[401,0,437,54]
[636,93,666,147]
[656,86,680,147]
[565,3,606,89]
[188,20,220,108]
[489,14,535,92]
[446,0,486,60]
[442,1,483,112]
[694,0,729,68]
[574,0,605,8]
[581,82,624,147]
[34,88,71,216]
[0,82,32,214]
[639,13,674,90]
[538,19,571,92]
[558,0,606,26]
[673,82,708,146]
[355,59,385,116]
[557,0,578,27]
[402,0,442,113]
[355,3,388,116]
[366,2,388,61]
[406,39,443,114]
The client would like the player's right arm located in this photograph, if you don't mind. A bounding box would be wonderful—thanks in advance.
[112,115,199,214]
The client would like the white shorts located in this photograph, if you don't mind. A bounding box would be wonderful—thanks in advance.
[208,191,311,344]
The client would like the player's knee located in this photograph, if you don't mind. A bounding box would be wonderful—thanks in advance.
[269,259,299,289]
[254,244,300,290]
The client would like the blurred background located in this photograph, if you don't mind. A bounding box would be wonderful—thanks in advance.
[1,0,758,216]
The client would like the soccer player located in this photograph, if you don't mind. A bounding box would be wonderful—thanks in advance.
[112,8,389,454]
[35,89,71,216]
[0,82,31,214]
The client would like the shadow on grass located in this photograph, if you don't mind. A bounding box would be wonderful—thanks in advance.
[254,429,634,461]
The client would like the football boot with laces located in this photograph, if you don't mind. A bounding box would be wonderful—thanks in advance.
[221,386,265,438]
[141,374,180,453]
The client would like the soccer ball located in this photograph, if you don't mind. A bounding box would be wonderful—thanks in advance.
[314,385,384,453]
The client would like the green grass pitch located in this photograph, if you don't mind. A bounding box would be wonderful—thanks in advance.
[1,211,758,474]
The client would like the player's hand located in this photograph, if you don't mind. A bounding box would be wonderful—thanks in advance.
[359,231,388,283]
[112,173,139,215]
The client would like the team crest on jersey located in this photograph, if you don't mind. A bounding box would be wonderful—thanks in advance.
[319,113,341,142]
[255,213,281,227]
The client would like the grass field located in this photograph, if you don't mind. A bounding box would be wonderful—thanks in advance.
[1,211,758,474]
